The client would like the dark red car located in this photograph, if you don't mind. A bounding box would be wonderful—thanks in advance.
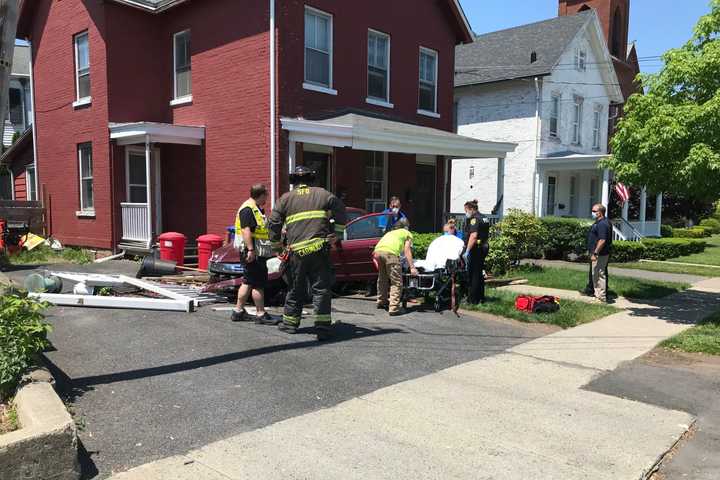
[207,210,397,284]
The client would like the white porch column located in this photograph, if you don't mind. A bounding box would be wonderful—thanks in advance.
[145,135,153,244]
[656,192,663,227]
[536,171,545,217]
[288,139,296,190]
[496,157,505,216]
[601,168,610,210]
[639,186,647,235]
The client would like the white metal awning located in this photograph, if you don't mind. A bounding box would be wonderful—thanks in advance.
[109,122,205,146]
[536,152,609,170]
[281,114,517,158]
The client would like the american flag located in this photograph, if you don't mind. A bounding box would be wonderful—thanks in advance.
[615,183,630,203]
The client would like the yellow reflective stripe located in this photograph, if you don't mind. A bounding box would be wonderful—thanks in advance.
[290,238,326,250]
[286,210,327,225]
[282,315,301,326]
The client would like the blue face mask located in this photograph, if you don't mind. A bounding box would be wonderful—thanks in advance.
[591,212,598,219]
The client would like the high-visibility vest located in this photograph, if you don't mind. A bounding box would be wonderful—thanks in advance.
[234,199,272,256]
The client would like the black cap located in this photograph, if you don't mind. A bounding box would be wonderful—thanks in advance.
[289,165,316,184]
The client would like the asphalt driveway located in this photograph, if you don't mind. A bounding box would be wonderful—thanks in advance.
[10,262,551,479]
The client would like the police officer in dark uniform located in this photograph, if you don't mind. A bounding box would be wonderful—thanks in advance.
[463,200,490,304]
[267,166,347,341]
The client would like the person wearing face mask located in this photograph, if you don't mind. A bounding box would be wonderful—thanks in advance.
[462,200,490,304]
[378,196,407,231]
[585,203,613,302]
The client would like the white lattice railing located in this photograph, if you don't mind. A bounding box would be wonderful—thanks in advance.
[612,218,644,242]
[121,203,150,242]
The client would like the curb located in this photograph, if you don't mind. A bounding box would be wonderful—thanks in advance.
[0,368,80,480]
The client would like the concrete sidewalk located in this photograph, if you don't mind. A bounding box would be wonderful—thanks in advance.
[109,278,720,479]
[522,259,706,284]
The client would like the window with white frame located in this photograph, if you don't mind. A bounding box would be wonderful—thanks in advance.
[74,31,91,102]
[304,7,333,88]
[572,95,583,145]
[546,176,557,216]
[549,94,560,138]
[8,82,25,127]
[367,30,390,102]
[174,30,192,100]
[418,48,438,113]
[569,175,577,216]
[365,151,386,212]
[78,144,93,211]
[25,165,37,201]
[592,105,603,149]
[574,48,587,71]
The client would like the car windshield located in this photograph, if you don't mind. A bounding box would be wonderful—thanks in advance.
[346,214,397,241]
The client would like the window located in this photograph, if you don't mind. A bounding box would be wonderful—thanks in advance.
[74,31,91,102]
[546,176,556,216]
[569,175,577,216]
[8,86,24,126]
[346,214,396,241]
[304,7,333,89]
[574,48,587,71]
[572,96,583,145]
[549,94,560,138]
[365,151,386,212]
[78,144,93,211]
[592,105,602,149]
[589,177,599,213]
[367,30,390,102]
[418,47,438,114]
[25,165,36,201]
[173,30,192,100]
[127,152,148,203]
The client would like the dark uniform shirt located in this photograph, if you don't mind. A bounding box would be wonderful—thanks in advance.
[465,212,490,247]
[588,217,613,256]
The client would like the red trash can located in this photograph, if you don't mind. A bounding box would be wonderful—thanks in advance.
[158,232,187,266]
[197,234,224,271]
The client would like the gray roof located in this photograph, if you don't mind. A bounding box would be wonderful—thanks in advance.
[11,45,30,77]
[455,11,592,87]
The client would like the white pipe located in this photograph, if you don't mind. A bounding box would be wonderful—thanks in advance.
[94,251,126,263]
[28,39,39,202]
[531,77,541,215]
[288,139,296,191]
[145,135,153,247]
[269,0,276,207]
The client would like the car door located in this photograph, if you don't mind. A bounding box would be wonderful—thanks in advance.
[332,214,394,282]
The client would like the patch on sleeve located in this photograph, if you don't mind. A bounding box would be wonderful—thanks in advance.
[470,218,477,225]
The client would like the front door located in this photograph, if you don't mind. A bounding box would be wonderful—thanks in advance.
[122,148,161,243]
[414,164,436,233]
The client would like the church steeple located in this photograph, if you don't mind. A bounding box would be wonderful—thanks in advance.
[559,0,630,59]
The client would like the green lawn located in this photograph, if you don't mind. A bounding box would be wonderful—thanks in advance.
[668,235,720,266]
[5,246,94,265]
[504,265,688,300]
[615,261,720,277]
[462,289,618,329]
[661,311,720,355]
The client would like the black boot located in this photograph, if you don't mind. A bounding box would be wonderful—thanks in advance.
[231,309,252,322]
[278,323,298,334]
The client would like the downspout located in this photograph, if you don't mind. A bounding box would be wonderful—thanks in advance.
[531,77,541,216]
[28,39,39,202]
[269,0,276,207]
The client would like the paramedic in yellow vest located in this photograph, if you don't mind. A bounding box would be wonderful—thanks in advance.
[374,218,418,316]
[232,184,278,325]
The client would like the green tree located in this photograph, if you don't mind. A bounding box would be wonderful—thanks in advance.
[604,1,720,202]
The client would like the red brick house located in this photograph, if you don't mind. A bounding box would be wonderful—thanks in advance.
[15,0,515,251]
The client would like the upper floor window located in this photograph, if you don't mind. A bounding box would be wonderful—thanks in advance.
[592,105,603,149]
[572,95,584,145]
[78,143,93,212]
[549,94,561,138]
[304,7,333,90]
[574,48,587,71]
[173,30,192,101]
[74,31,91,104]
[367,30,390,103]
[418,47,438,114]
[26,165,37,201]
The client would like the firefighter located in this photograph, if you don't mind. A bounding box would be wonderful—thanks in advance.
[268,166,347,341]
[463,200,490,304]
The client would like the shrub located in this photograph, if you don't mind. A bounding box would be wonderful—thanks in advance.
[0,293,52,399]
[699,218,720,234]
[540,216,592,259]
[673,227,711,238]
[486,236,513,276]
[642,238,707,260]
[411,233,441,260]
[660,224,673,238]
[611,241,647,263]
[492,209,548,263]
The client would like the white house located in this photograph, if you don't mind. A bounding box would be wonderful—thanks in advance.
[3,44,32,147]
[452,10,661,238]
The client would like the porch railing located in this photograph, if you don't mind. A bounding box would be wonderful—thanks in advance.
[121,203,150,242]
[612,218,644,242]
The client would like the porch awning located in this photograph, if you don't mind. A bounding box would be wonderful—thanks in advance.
[537,151,609,170]
[281,114,517,158]
[109,122,205,146]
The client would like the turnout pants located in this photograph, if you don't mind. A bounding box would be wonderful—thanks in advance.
[468,242,489,304]
[375,252,402,313]
[592,254,610,302]
[283,248,333,327]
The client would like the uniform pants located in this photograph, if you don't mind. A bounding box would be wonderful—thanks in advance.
[468,243,489,304]
[585,257,610,295]
[283,249,333,327]
[592,254,610,302]
[375,252,402,313]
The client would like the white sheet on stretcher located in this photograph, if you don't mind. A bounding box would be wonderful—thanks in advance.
[414,235,465,272]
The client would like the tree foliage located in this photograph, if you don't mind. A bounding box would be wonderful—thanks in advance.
[604,1,720,202]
